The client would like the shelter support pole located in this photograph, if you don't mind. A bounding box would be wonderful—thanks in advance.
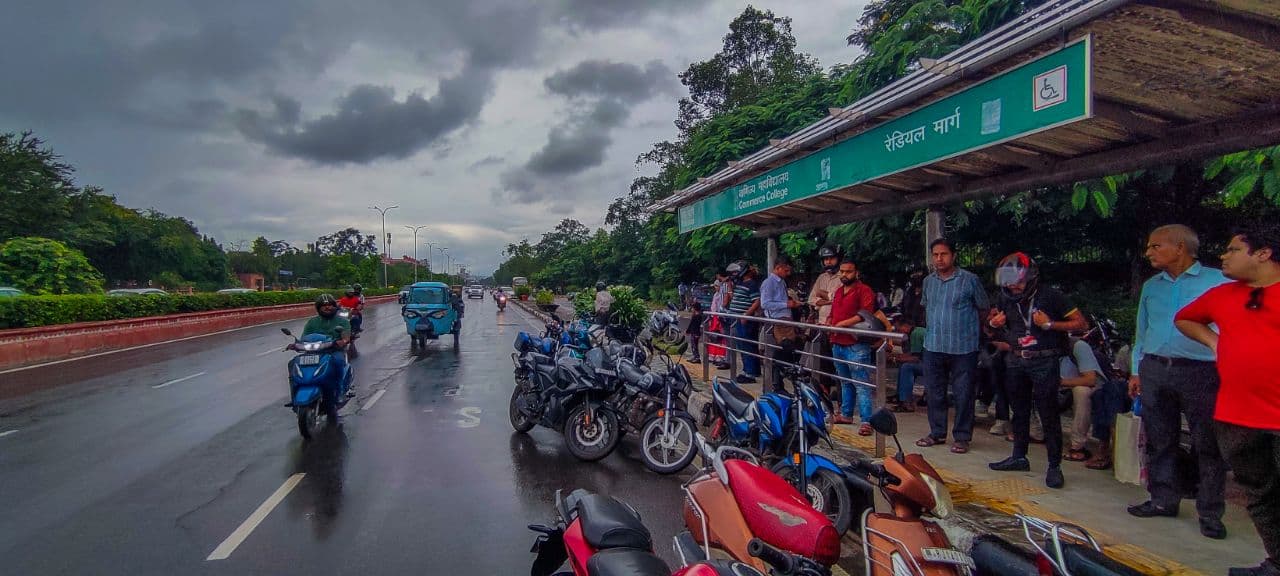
[924,208,944,269]
[875,344,888,457]
[766,236,778,271]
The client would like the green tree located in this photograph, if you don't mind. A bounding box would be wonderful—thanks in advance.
[0,237,104,294]
[325,254,360,287]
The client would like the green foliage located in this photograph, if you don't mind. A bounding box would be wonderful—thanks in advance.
[534,288,555,306]
[606,285,647,330]
[0,237,104,294]
[325,254,360,287]
[0,288,398,329]
[515,284,533,297]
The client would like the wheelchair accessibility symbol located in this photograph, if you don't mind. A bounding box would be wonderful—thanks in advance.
[1033,65,1067,111]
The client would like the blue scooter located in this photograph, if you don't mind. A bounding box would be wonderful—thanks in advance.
[281,328,354,440]
[702,363,855,535]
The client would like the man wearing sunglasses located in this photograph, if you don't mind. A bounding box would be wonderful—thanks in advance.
[1176,224,1280,576]
[1125,224,1231,539]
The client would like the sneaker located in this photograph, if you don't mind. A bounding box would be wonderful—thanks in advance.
[988,456,1031,471]
[735,374,757,384]
[1200,517,1227,540]
[1045,466,1064,489]
[989,420,1008,435]
[689,358,701,364]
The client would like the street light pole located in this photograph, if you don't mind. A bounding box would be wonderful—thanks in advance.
[436,246,449,284]
[368,205,399,287]
[404,225,428,282]
[423,241,437,278]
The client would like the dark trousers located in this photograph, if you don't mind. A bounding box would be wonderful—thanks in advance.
[688,334,701,360]
[1217,422,1280,563]
[1138,357,1226,519]
[732,320,761,377]
[1007,355,1063,466]
[924,350,978,442]
[1089,376,1128,443]
[978,351,1010,420]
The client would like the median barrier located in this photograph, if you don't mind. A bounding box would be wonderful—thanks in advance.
[0,295,397,371]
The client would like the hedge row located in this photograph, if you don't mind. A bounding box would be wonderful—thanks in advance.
[0,288,398,330]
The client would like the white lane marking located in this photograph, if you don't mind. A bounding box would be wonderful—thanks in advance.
[0,430,18,439]
[457,407,482,428]
[152,371,208,389]
[361,389,387,411]
[255,348,281,357]
[206,473,306,561]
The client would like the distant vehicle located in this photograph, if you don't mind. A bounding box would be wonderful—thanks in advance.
[512,276,529,287]
[216,288,256,294]
[499,286,514,294]
[0,287,25,297]
[466,285,484,299]
[108,288,169,297]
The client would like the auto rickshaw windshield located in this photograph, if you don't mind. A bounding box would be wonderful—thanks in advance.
[410,287,448,305]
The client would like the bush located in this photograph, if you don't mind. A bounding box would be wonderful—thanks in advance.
[534,289,555,306]
[606,285,647,330]
[515,284,533,297]
[0,237,104,294]
[574,290,595,319]
[0,287,399,329]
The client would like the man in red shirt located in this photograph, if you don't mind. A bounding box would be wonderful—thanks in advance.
[827,260,878,433]
[1176,225,1280,576]
[338,287,364,333]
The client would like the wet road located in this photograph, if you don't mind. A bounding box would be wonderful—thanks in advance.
[0,299,691,575]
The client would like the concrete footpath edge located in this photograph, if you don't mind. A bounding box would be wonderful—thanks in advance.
[0,295,398,372]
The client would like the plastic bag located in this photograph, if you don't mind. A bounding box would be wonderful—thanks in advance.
[1113,412,1147,485]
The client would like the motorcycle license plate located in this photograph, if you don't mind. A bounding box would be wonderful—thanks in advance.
[921,547,974,567]
[299,354,321,366]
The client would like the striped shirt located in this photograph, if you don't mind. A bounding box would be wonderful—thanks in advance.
[922,267,989,354]
[727,278,760,315]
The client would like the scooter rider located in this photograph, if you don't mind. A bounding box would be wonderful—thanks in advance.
[338,287,364,333]
[353,283,365,305]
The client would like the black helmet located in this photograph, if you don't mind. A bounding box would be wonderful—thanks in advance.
[596,281,607,291]
[316,294,338,318]
[352,283,363,294]
[345,286,355,297]
[817,245,840,260]
[995,252,1039,298]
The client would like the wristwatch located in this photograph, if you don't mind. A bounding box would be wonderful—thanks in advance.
[1041,321,1053,330]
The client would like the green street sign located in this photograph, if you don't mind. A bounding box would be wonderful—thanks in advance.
[678,36,1093,233]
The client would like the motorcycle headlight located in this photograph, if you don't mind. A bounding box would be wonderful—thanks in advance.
[920,473,953,518]
[429,310,448,319]
[403,310,420,319]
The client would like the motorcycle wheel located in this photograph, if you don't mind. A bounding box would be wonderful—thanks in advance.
[564,405,620,462]
[770,461,853,536]
[509,387,536,433]
[639,413,696,474]
[297,404,321,440]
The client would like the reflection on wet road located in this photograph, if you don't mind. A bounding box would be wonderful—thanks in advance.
[0,300,690,575]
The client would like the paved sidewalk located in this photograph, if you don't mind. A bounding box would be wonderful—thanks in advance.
[678,356,1265,576]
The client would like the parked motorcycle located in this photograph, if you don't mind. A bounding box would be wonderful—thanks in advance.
[701,369,854,535]
[969,514,1142,576]
[281,327,353,440]
[529,488,768,576]
[845,408,973,575]
[604,338,698,474]
[676,433,842,574]
[509,341,623,462]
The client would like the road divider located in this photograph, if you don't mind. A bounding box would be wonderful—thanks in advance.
[0,296,396,372]
[206,473,305,561]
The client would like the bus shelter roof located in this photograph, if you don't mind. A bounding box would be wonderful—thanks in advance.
[653,0,1280,236]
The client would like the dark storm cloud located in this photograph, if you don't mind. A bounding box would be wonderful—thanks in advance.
[559,0,714,27]
[235,64,494,164]
[544,60,675,101]
[527,100,627,176]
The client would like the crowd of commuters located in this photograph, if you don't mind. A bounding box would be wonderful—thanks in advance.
[691,222,1278,575]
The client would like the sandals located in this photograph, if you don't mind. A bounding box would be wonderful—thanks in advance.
[951,441,970,454]
[858,423,874,436]
[1065,448,1092,462]
[915,436,945,448]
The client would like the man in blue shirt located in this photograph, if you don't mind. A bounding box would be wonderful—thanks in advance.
[918,239,990,454]
[759,258,799,392]
[1126,225,1232,540]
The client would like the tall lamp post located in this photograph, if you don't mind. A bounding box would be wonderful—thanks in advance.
[437,246,450,284]
[404,225,428,282]
[423,241,437,278]
[368,205,399,287]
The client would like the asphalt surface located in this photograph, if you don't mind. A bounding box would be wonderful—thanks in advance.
[0,298,692,575]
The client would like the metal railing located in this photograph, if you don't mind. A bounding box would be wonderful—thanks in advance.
[698,310,905,456]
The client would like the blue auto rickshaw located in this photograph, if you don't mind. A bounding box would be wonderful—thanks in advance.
[401,281,461,347]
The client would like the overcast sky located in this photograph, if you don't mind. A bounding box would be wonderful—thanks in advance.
[0,1,869,276]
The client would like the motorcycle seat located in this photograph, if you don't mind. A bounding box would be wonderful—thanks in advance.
[586,548,670,576]
[723,459,836,562]
[1060,543,1144,576]
[527,352,555,366]
[717,379,756,419]
[617,361,647,386]
[575,493,653,551]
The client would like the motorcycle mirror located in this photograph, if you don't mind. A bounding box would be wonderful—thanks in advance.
[867,407,897,436]
[281,328,293,336]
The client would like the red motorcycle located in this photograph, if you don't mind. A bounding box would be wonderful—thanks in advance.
[530,488,816,576]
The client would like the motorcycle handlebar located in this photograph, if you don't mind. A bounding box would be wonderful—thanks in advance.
[748,539,794,574]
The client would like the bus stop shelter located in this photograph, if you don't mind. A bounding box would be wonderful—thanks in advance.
[654,0,1280,264]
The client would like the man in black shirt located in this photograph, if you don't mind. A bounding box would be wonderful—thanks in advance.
[986,253,1087,489]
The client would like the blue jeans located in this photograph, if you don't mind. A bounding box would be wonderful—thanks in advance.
[923,350,978,442]
[897,362,921,403]
[833,343,872,420]
[732,320,761,377]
